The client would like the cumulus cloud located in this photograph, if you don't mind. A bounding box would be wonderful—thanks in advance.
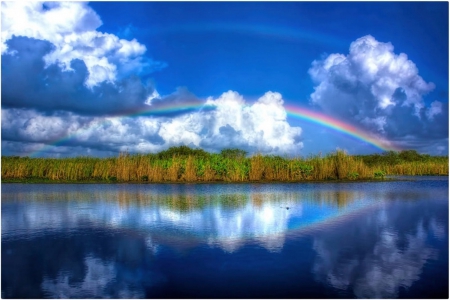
[1,108,164,156]
[1,2,164,116]
[152,91,302,155]
[2,91,302,156]
[1,2,162,87]
[199,91,302,153]
[308,35,448,152]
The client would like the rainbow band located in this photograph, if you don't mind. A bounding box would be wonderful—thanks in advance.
[139,102,398,151]
[28,102,399,157]
[284,105,398,151]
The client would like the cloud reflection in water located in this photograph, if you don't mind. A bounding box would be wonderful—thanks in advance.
[2,180,447,298]
[312,202,445,298]
[2,184,367,254]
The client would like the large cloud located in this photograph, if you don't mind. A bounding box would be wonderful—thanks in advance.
[1,36,156,115]
[1,91,302,157]
[199,91,302,154]
[308,35,448,153]
[1,2,162,87]
[1,2,164,116]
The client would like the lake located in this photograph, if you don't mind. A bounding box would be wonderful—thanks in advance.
[2,177,448,298]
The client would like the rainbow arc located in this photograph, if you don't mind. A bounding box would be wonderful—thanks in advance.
[29,101,399,157]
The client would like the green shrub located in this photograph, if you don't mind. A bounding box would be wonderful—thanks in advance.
[374,170,386,179]
[220,148,248,159]
[348,172,359,180]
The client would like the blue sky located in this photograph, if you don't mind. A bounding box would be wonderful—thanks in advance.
[1,2,448,157]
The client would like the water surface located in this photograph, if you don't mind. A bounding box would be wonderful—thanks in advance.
[2,177,448,298]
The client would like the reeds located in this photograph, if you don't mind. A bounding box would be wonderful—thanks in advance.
[2,148,447,183]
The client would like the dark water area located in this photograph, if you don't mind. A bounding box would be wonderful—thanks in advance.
[2,177,448,298]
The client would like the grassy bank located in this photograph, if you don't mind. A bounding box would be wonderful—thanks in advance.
[2,147,448,183]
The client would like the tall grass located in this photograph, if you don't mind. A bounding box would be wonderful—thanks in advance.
[2,147,448,183]
[356,150,448,176]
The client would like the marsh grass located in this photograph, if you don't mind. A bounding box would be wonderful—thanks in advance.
[2,148,447,183]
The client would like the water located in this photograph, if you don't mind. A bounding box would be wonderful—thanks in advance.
[2,177,448,298]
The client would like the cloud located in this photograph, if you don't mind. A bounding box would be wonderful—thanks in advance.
[308,35,448,152]
[1,2,165,116]
[2,91,303,156]
[1,34,157,116]
[144,86,207,117]
[1,107,165,156]
[0,36,199,117]
[145,90,303,155]
[1,2,163,87]
[199,91,303,154]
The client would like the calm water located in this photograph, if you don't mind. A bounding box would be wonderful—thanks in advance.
[2,177,448,298]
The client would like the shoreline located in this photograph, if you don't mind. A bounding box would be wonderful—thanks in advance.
[2,175,443,185]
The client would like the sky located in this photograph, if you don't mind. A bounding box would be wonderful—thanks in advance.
[1,1,448,157]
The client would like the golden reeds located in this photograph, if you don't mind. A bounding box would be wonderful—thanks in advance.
[2,148,447,183]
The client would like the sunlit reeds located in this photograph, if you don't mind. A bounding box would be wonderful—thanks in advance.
[2,148,447,182]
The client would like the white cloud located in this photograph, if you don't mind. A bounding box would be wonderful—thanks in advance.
[2,91,303,156]
[201,91,302,154]
[157,90,303,154]
[158,114,203,147]
[308,35,447,150]
[1,2,154,88]
[309,35,435,115]
[2,108,85,142]
[426,100,442,120]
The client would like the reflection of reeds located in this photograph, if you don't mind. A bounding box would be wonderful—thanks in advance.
[251,193,264,207]
[2,149,447,182]
[311,190,360,208]
[2,183,365,209]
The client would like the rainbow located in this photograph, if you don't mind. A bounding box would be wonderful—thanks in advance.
[28,101,399,157]
[284,105,398,151]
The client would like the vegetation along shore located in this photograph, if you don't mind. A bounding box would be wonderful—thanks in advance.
[1,147,448,183]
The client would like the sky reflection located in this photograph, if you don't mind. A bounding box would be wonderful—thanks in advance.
[2,179,448,298]
[312,199,447,298]
[2,184,374,253]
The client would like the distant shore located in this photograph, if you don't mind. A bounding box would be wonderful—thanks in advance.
[1,177,405,184]
[2,147,448,183]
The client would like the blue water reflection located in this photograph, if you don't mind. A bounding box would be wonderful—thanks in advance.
[2,177,448,298]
